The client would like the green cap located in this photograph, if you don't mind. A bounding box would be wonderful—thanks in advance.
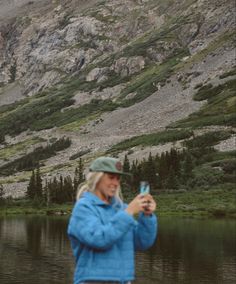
[89,156,128,175]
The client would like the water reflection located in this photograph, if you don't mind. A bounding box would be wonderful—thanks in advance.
[0,216,74,284]
[135,217,236,284]
[0,216,235,284]
[25,218,42,255]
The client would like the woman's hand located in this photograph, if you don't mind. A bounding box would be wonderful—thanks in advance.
[125,194,147,215]
[142,194,157,216]
[125,194,156,216]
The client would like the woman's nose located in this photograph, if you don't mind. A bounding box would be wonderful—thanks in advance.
[113,177,120,185]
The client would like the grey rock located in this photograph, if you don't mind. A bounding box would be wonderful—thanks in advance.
[112,56,145,77]
[86,67,110,82]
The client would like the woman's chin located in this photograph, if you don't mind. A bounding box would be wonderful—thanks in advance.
[108,191,116,198]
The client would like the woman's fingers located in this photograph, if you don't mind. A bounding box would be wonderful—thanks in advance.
[126,194,157,215]
[142,195,157,213]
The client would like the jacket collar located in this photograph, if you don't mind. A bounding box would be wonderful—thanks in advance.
[82,191,114,206]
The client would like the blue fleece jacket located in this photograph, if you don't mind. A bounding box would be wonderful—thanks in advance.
[67,192,158,284]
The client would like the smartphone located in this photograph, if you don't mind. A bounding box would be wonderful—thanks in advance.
[140,181,150,195]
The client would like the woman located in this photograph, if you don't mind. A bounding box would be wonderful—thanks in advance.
[68,156,158,284]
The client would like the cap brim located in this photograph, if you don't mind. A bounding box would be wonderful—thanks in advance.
[106,171,132,176]
[90,169,132,176]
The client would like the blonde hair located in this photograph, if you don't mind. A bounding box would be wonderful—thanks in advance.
[76,172,123,206]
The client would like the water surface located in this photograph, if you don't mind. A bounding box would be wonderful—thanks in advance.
[0,215,235,284]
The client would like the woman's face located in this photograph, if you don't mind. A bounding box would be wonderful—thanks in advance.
[95,173,121,202]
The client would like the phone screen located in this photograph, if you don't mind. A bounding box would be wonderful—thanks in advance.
[140,181,150,195]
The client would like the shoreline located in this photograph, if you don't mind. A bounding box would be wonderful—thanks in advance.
[1,188,235,218]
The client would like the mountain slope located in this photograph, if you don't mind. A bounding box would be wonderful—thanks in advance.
[0,0,235,197]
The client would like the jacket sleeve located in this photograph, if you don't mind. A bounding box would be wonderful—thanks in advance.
[134,212,158,251]
[67,202,136,250]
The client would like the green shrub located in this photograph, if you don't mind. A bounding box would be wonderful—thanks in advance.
[187,165,224,190]
[193,83,213,101]
[194,82,203,89]
[211,159,236,174]
[219,67,236,79]
[0,137,71,175]
[184,131,232,148]
[108,129,193,153]
[69,149,91,160]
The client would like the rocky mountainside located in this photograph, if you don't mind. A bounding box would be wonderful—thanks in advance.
[0,0,235,197]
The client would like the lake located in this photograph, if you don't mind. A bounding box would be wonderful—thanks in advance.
[0,215,235,284]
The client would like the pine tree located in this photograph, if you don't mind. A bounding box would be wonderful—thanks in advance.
[159,153,168,188]
[78,158,85,185]
[73,167,80,198]
[170,148,180,175]
[74,158,85,200]
[35,166,43,200]
[123,155,130,173]
[57,175,64,203]
[166,166,178,190]
[64,176,74,202]
[0,184,4,205]
[181,152,194,182]
[154,154,161,189]
[27,170,36,200]
[0,133,4,144]
[146,152,157,188]
[44,180,50,206]
[49,177,58,204]
[130,160,140,191]
[47,179,53,203]
[121,155,132,198]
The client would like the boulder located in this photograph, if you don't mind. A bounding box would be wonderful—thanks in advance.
[112,56,145,77]
[86,67,110,82]
[64,16,101,44]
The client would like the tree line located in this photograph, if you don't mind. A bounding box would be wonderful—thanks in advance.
[0,137,71,175]
[25,143,232,204]
[122,148,195,194]
[26,158,85,204]
[25,149,198,204]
